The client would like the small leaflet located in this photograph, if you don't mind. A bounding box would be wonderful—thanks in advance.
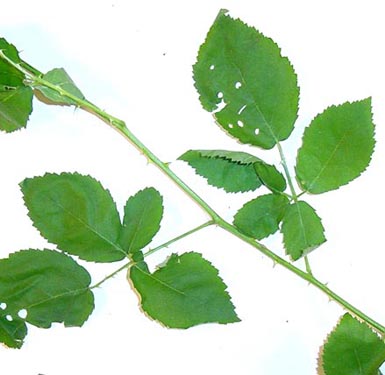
[119,188,163,255]
[281,201,326,260]
[179,149,262,192]
[234,194,289,240]
[34,68,85,106]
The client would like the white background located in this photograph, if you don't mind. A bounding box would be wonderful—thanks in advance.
[1,1,385,374]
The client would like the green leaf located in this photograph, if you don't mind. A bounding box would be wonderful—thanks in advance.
[0,316,27,349]
[321,314,385,375]
[20,172,125,262]
[254,161,287,192]
[119,188,163,254]
[129,252,240,328]
[179,149,262,192]
[0,38,33,132]
[34,67,85,106]
[193,10,299,149]
[234,194,289,240]
[0,249,94,348]
[296,98,375,194]
[281,201,326,260]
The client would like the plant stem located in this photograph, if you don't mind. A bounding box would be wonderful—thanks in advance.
[276,141,297,202]
[4,54,384,334]
[143,220,214,259]
[276,141,314,276]
[90,261,131,290]
[90,221,214,289]
[218,220,385,334]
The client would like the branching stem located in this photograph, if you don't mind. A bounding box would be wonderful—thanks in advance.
[3,53,384,335]
[90,220,214,289]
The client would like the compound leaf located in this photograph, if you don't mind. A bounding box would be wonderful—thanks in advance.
[193,10,299,149]
[35,67,85,106]
[234,194,289,240]
[179,149,262,192]
[129,252,240,328]
[296,98,375,194]
[281,201,326,260]
[0,249,94,348]
[0,38,33,132]
[20,172,125,262]
[119,188,163,255]
[321,313,385,375]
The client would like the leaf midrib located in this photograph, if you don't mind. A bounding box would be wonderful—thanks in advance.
[306,130,350,192]
[222,33,280,144]
[134,265,186,296]
[49,197,125,256]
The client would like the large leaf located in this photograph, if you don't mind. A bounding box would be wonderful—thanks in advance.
[281,201,326,260]
[129,252,239,328]
[20,172,126,262]
[119,188,163,255]
[193,10,299,149]
[0,38,33,132]
[321,313,385,375]
[34,67,85,106]
[296,98,375,194]
[234,194,289,240]
[179,149,262,192]
[0,249,94,348]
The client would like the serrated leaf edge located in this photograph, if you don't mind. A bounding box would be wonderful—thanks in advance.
[19,172,126,261]
[318,313,385,375]
[296,97,375,194]
[193,10,300,149]
[129,251,240,328]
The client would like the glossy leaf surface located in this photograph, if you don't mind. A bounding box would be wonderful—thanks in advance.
[20,172,125,262]
[35,67,85,106]
[0,38,33,132]
[321,314,385,375]
[119,188,163,254]
[234,194,289,240]
[0,249,94,348]
[130,252,239,328]
[281,201,326,260]
[296,99,375,193]
[193,10,299,149]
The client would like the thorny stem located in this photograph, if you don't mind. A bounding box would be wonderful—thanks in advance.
[2,53,385,335]
[90,220,215,289]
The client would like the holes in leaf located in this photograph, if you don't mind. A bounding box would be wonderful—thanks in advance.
[235,81,242,89]
[6,315,13,322]
[238,105,247,115]
[228,124,234,129]
[0,302,6,310]
[217,92,224,99]
[209,64,215,71]
[254,128,260,135]
[18,309,27,319]
[237,120,244,128]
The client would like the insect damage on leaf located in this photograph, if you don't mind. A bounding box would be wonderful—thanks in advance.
[193,9,299,149]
